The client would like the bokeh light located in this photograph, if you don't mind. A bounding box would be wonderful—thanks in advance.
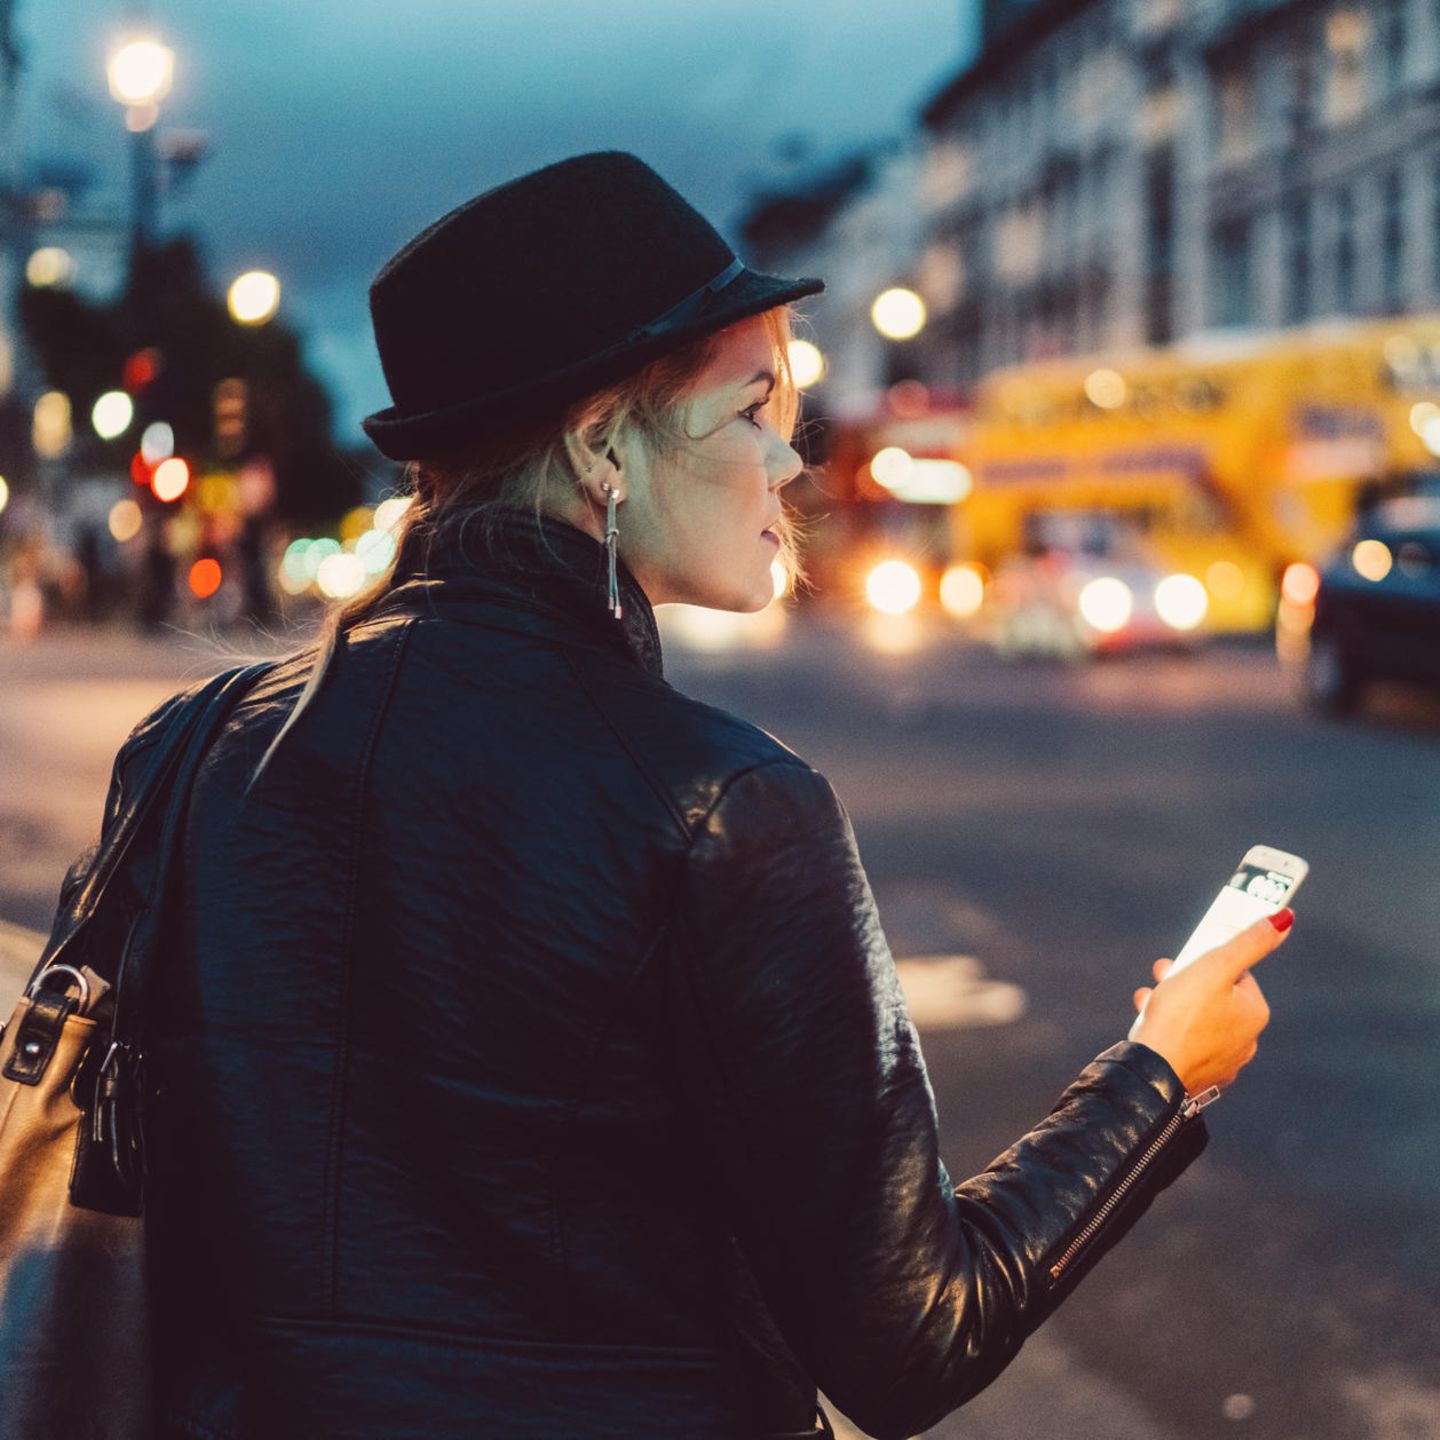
[1154,573,1208,630]
[1280,561,1321,607]
[227,271,281,325]
[866,559,922,615]
[939,563,986,618]
[26,247,75,288]
[151,456,190,502]
[870,447,914,489]
[0,475,9,517]
[141,421,175,464]
[373,495,413,533]
[355,528,398,575]
[188,558,223,599]
[771,559,789,601]
[92,391,134,440]
[33,391,73,458]
[871,288,927,341]
[108,498,143,542]
[786,339,824,389]
[107,39,174,106]
[1351,539,1393,582]
[316,552,367,599]
[1084,368,1128,409]
[1078,576,1133,633]
[1205,560,1246,601]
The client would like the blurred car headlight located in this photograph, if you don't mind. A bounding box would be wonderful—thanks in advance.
[939,563,986,618]
[1077,576,1133,633]
[1154,573,1208,630]
[866,560,922,615]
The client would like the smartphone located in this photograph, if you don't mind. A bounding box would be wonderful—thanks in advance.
[1130,844,1307,1038]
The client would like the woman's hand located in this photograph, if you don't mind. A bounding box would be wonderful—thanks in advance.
[1129,912,1291,1096]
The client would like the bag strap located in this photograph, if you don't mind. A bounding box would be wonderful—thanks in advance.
[38,662,273,988]
[106,662,274,1047]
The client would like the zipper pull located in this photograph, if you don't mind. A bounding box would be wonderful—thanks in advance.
[1181,1085,1222,1120]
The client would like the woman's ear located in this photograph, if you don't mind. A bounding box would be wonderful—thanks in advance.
[567,414,624,504]
[564,416,624,506]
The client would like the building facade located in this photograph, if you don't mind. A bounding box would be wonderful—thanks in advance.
[747,0,1440,405]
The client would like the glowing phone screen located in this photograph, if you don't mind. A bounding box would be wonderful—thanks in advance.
[1169,861,1302,975]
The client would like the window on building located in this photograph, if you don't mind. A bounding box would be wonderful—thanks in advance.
[1211,217,1252,327]
[1326,10,1369,124]
[1382,170,1405,312]
[1215,58,1257,163]
[1146,145,1176,345]
[1431,154,1440,295]
[1335,186,1357,311]
[1374,0,1406,103]
[1285,27,1317,137]
[1284,197,1312,325]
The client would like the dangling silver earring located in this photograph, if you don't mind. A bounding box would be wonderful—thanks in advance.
[600,480,622,621]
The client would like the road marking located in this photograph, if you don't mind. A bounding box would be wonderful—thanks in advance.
[894,955,1026,1030]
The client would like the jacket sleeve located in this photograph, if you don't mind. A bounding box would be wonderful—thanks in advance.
[670,759,1206,1440]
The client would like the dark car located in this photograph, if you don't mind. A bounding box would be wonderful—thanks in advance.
[1281,498,1440,713]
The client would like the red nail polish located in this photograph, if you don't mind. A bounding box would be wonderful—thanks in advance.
[1268,908,1294,933]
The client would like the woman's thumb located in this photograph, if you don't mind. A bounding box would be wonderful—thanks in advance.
[1198,909,1293,984]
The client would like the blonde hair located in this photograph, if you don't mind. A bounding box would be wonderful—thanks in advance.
[249,305,805,789]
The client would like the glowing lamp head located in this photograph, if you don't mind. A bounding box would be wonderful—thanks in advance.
[108,39,175,107]
[228,271,281,325]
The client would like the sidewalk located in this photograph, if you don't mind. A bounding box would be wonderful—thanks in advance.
[0,919,42,997]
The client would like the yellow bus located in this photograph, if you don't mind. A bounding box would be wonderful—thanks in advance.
[955,315,1440,630]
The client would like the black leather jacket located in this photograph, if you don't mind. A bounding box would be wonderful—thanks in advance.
[128,509,1206,1440]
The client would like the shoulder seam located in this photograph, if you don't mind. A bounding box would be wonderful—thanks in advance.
[556,647,693,837]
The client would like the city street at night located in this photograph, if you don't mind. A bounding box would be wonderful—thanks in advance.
[3,620,1437,1440]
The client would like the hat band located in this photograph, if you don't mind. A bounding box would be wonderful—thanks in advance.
[626,258,744,343]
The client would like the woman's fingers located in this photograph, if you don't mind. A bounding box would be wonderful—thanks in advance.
[1152,958,1173,983]
[1133,986,1153,1013]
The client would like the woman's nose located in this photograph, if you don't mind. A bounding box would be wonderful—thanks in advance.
[769,435,804,489]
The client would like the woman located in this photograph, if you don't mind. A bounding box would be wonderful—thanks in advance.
[140,152,1284,1440]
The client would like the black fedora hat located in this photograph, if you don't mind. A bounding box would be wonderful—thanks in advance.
[362,151,824,461]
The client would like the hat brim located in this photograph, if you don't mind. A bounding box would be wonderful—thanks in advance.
[362,268,823,462]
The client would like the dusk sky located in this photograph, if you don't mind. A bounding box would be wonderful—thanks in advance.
[21,1,977,445]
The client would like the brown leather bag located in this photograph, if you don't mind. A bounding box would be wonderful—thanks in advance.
[0,663,269,1440]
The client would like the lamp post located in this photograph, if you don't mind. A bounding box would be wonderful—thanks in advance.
[107,36,174,277]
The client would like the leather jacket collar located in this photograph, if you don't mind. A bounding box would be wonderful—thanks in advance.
[386,505,664,679]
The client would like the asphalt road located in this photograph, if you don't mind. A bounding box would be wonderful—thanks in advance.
[3,616,1438,1439]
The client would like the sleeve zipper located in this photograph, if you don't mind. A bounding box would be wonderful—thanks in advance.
[1046,1084,1220,1284]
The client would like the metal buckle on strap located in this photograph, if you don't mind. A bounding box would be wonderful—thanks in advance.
[27,963,93,1013]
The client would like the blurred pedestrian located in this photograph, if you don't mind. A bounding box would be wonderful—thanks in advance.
[112,153,1283,1438]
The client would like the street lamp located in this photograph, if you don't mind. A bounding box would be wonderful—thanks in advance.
[107,36,175,268]
[228,270,282,325]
